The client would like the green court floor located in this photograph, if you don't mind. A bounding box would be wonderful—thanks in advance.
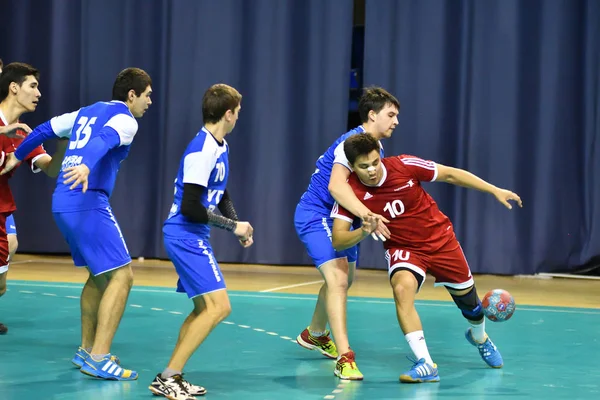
[1,280,599,399]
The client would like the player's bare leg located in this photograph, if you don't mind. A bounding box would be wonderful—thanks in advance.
[311,258,362,379]
[71,271,110,367]
[0,271,7,334]
[308,283,328,333]
[89,264,134,355]
[318,259,350,352]
[81,272,108,349]
[168,289,231,370]
[7,234,17,260]
[149,289,229,397]
[79,264,137,380]
[308,260,356,337]
[448,285,503,368]
[391,270,439,383]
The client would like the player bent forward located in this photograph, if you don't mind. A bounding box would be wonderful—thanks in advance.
[330,133,522,382]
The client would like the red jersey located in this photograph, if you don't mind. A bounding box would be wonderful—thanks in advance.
[0,112,48,213]
[331,155,455,252]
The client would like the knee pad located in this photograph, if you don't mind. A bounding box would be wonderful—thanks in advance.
[450,286,484,322]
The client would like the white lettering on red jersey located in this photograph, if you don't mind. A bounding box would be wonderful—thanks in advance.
[331,155,455,252]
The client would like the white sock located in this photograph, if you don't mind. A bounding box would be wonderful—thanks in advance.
[469,319,486,343]
[405,330,434,365]
[309,328,326,337]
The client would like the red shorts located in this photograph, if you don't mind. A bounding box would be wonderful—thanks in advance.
[385,238,474,291]
[0,212,9,273]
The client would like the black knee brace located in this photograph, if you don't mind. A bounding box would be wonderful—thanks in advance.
[450,286,484,322]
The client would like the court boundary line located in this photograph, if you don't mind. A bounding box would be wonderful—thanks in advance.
[8,281,600,315]
[259,279,324,292]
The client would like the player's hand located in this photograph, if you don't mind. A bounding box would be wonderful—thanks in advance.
[63,164,91,193]
[234,221,254,247]
[361,213,380,236]
[239,236,254,248]
[493,188,523,209]
[0,122,31,138]
[362,212,390,241]
[0,152,20,175]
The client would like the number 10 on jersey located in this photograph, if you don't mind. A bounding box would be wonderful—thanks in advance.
[383,199,405,218]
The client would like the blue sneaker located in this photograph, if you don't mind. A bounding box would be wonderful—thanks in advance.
[71,347,90,368]
[399,358,440,383]
[465,328,503,368]
[80,354,137,381]
[71,347,121,369]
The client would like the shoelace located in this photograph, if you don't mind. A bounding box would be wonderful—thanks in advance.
[405,356,434,377]
[171,375,190,393]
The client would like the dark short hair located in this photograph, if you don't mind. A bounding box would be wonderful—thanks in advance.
[0,62,40,102]
[343,133,380,166]
[202,84,242,124]
[112,67,152,101]
[358,86,400,123]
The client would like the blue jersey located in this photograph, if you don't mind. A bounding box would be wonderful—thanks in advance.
[50,101,138,211]
[14,101,138,212]
[163,127,229,239]
[298,126,384,214]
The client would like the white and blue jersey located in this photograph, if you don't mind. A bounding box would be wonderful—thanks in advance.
[14,101,138,276]
[294,126,384,268]
[163,127,230,298]
[163,127,229,239]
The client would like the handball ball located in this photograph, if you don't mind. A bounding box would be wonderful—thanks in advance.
[482,289,516,322]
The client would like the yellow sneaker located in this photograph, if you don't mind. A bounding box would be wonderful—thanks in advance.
[334,351,363,380]
[296,327,338,359]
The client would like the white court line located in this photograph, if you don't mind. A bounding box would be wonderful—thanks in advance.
[259,279,324,293]
[8,281,600,315]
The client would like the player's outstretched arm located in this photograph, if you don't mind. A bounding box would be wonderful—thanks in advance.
[329,163,390,240]
[331,214,379,251]
[436,164,523,209]
[2,111,77,176]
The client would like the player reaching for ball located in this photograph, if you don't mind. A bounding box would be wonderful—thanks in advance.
[330,134,522,383]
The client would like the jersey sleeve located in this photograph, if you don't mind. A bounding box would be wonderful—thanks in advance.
[50,110,79,138]
[330,201,356,224]
[25,145,48,174]
[332,141,351,170]
[183,151,215,187]
[398,155,438,182]
[104,113,138,146]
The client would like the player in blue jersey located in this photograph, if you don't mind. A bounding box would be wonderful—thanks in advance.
[294,87,400,380]
[3,67,153,381]
[149,84,252,400]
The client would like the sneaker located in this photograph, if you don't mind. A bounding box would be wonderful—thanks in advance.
[80,354,137,381]
[179,374,207,396]
[149,374,197,400]
[334,351,363,380]
[296,327,338,359]
[399,358,440,383]
[465,328,503,368]
[71,347,121,368]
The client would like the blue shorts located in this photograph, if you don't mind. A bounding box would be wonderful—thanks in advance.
[294,203,358,268]
[163,236,226,298]
[6,214,16,235]
[53,207,131,276]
